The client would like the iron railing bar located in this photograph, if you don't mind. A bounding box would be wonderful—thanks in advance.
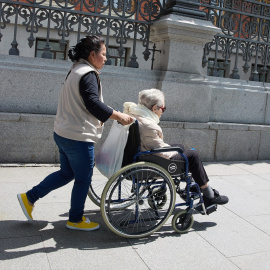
[105,0,112,65]
[0,2,2,38]
[27,0,36,48]
[118,0,126,58]
[230,40,240,79]
[9,0,19,55]
[59,0,67,49]
[212,36,219,76]
[76,0,83,43]
[127,0,140,68]
[42,0,52,58]
[250,2,265,81]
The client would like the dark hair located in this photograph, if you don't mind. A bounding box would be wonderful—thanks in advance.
[68,35,105,62]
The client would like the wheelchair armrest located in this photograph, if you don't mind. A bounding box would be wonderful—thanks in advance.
[150,146,184,154]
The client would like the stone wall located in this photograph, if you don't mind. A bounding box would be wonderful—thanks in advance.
[1,112,269,163]
[0,55,269,163]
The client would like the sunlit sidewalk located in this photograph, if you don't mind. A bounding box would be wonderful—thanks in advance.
[1,161,270,270]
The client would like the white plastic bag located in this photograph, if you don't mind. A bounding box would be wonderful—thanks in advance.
[95,120,132,178]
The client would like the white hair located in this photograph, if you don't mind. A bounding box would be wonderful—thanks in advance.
[138,89,164,110]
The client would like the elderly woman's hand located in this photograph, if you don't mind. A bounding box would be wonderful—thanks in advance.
[110,110,134,125]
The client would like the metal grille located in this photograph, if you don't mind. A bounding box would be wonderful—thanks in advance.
[0,0,165,67]
[201,0,270,81]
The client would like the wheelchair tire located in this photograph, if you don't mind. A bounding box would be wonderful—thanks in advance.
[101,162,176,238]
[87,173,108,207]
[172,210,194,234]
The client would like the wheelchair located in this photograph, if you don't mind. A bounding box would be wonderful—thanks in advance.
[88,121,217,238]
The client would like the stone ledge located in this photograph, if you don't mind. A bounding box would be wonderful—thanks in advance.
[0,54,70,70]
[0,112,55,123]
[2,113,270,131]
[160,120,270,131]
[20,114,55,123]
[159,71,269,92]
[209,122,249,131]
[0,112,21,122]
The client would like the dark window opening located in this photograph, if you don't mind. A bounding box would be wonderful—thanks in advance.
[108,46,127,67]
[207,59,230,78]
[35,39,67,60]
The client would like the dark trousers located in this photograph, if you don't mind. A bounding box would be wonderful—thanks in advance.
[170,144,209,187]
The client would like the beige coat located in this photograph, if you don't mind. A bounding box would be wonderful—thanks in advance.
[130,113,177,159]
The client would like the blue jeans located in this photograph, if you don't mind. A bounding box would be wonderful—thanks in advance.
[27,132,95,222]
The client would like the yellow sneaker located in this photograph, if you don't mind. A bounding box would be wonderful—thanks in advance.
[17,193,34,221]
[66,216,99,231]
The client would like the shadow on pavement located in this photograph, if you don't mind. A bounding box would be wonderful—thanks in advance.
[0,208,217,260]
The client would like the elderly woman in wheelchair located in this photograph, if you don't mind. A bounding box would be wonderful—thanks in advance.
[123,88,228,208]
[90,88,228,238]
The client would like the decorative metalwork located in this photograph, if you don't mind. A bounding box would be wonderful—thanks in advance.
[0,0,165,67]
[145,43,161,70]
[201,0,270,81]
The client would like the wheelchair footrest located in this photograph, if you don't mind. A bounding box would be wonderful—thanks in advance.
[195,204,217,215]
[206,204,217,215]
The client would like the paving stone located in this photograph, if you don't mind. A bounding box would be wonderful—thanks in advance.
[229,251,270,270]
[0,236,51,270]
[1,162,270,270]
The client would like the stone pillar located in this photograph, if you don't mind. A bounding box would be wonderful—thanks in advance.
[150,13,221,74]
[149,8,222,123]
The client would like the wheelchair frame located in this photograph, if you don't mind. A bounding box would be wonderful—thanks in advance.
[88,121,217,238]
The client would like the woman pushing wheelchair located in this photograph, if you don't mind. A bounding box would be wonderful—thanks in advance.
[123,88,228,208]
[17,35,133,231]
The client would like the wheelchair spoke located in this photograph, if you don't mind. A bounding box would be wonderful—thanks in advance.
[101,162,176,238]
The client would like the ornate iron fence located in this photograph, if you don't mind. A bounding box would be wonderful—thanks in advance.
[201,0,270,81]
[2,0,269,77]
[0,0,165,67]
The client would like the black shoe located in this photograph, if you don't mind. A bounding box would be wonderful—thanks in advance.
[203,189,228,207]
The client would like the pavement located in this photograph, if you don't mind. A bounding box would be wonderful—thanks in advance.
[1,161,270,270]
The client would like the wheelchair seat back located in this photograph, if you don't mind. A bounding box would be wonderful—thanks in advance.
[121,121,141,168]
[121,120,186,177]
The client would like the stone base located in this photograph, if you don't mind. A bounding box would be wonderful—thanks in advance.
[1,112,269,163]
[150,14,221,73]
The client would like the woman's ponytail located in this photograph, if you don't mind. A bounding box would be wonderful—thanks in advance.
[68,35,105,62]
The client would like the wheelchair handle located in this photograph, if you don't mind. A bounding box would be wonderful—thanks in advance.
[150,146,184,154]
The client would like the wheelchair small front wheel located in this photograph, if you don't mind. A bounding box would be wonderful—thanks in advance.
[172,210,194,234]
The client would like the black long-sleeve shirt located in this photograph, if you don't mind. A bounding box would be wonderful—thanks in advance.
[79,71,113,123]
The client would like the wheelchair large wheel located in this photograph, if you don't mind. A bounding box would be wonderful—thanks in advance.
[88,175,135,209]
[101,162,176,238]
[88,173,108,207]
[172,210,194,234]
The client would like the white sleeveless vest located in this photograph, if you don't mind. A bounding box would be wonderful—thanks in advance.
[54,59,104,143]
